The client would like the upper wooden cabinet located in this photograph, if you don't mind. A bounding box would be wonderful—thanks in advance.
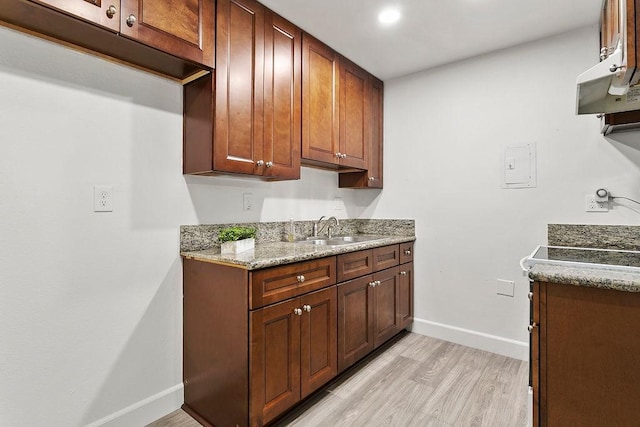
[1,0,214,78]
[184,0,301,179]
[118,0,214,68]
[339,75,384,188]
[302,34,372,170]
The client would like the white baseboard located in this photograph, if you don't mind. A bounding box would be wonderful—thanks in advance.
[410,317,529,361]
[86,383,183,427]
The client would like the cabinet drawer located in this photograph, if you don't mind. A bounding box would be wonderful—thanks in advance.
[400,242,414,264]
[373,245,399,271]
[250,257,336,309]
[337,250,373,282]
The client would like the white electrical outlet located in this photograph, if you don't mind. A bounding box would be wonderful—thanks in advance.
[94,185,113,212]
[243,193,253,211]
[585,194,608,212]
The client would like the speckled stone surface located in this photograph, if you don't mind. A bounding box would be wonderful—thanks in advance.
[529,224,640,292]
[529,264,640,292]
[548,224,640,250]
[180,219,415,270]
[181,235,415,270]
[180,219,415,252]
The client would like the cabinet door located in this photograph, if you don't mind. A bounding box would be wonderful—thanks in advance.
[28,0,120,31]
[262,11,302,180]
[120,0,214,67]
[302,33,340,165]
[339,57,369,169]
[367,76,384,186]
[337,275,374,372]
[398,262,413,330]
[300,287,337,398]
[250,298,301,426]
[373,266,399,348]
[215,0,265,175]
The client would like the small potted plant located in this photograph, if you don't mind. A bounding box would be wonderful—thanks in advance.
[218,226,257,254]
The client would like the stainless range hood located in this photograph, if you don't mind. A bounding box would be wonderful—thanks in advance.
[576,0,640,116]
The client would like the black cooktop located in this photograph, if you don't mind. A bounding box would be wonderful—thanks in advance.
[529,246,640,270]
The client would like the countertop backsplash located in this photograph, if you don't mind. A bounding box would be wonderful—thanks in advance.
[548,224,640,250]
[180,219,415,252]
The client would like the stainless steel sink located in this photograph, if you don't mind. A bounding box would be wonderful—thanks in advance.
[295,235,385,246]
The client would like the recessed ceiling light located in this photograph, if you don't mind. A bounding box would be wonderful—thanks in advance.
[378,8,401,25]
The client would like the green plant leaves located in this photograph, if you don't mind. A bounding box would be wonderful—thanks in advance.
[218,226,257,243]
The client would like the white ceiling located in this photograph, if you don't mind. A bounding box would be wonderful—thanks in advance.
[259,0,603,80]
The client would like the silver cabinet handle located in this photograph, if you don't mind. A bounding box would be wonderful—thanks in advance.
[528,292,533,300]
[404,249,411,255]
[303,304,311,312]
[376,280,381,286]
[528,323,537,333]
[106,5,117,18]
[368,177,375,181]
[400,271,407,276]
[296,275,305,283]
[294,308,302,316]
[265,161,273,168]
[256,160,264,166]
[342,153,347,159]
[369,281,376,287]
[126,14,136,27]
[335,152,342,159]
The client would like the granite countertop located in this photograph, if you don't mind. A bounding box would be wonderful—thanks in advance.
[181,235,416,270]
[529,264,640,293]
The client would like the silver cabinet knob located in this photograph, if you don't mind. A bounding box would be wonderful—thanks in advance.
[600,47,608,60]
[341,153,347,159]
[528,292,533,300]
[294,308,302,316]
[296,275,305,283]
[368,177,375,181]
[303,304,311,312]
[376,280,381,286]
[335,152,342,159]
[106,5,117,18]
[265,161,273,168]
[400,271,407,276]
[126,14,136,27]
[369,281,376,287]
[527,323,537,333]
[404,249,411,255]
[256,160,264,167]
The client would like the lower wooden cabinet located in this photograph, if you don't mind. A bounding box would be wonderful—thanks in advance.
[532,281,640,426]
[183,242,414,426]
[250,286,337,425]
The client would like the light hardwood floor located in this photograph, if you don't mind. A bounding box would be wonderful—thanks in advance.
[147,332,529,427]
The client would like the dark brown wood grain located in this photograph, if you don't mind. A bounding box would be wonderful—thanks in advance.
[300,287,337,398]
[250,257,336,309]
[536,281,640,426]
[372,244,399,272]
[263,10,302,180]
[0,0,212,78]
[372,267,399,348]
[183,74,214,174]
[337,275,375,373]
[183,259,249,427]
[337,250,373,282]
[397,262,413,330]
[399,242,414,265]
[338,56,369,170]
[301,33,340,165]
[250,297,301,426]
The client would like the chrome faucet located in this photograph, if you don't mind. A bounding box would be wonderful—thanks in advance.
[313,216,339,238]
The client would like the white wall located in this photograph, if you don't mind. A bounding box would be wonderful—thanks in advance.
[358,25,640,358]
[4,21,640,426]
[0,27,361,426]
